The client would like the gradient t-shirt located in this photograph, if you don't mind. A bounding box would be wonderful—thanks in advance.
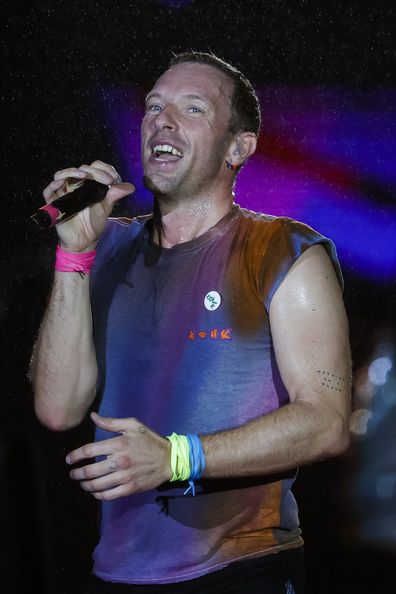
[90,204,342,585]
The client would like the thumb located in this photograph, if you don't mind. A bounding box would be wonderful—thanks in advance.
[90,411,132,434]
[106,181,135,205]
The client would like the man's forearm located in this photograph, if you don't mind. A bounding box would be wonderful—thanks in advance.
[31,271,98,431]
[200,396,350,478]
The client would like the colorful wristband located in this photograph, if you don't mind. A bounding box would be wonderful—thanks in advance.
[166,432,206,496]
[166,433,190,482]
[55,244,96,275]
[187,434,206,481]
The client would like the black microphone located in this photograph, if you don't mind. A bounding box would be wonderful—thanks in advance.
[27,179,110,233]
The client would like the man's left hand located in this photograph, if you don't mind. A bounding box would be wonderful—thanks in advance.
[66,412,172,500]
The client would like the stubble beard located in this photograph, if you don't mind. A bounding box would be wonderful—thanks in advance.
[143,136,230,205]
[142,162,193,205]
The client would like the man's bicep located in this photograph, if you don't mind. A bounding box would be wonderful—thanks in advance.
[268,244,351,416]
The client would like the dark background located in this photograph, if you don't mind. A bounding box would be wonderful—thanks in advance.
[1,1,395,593]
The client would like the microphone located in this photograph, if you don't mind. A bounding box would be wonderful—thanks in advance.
[27,179,110,233]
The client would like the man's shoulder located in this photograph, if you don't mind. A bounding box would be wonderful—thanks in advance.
[236,207,343,296]
[237,206,277,225]
[237,207,317,238]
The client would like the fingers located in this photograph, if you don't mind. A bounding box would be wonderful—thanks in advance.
[77,164,116,186]
[70,460,156,501]
[43,179,70,203]
[92,484,135,501]
[105,182,135,205]
[69,454,130,481]
[83,163,135,203]
[69,457,113,480]
[43,160,126,203]
[66,437,118,465]
[67,446,139,500]
[53,161,117,185]
[66,416,171,499]
[83,477,131,500]
[53,167,89,182]
[90,411,142,434]
[70,460,135,500]
[87,160,123,184]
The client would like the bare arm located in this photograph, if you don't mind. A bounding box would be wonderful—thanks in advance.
[30,271,98,430]
[201,244,351,476]
[66,244,351,499]
[30,160,135,431]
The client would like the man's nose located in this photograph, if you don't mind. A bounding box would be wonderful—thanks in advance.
[155,106,178,130]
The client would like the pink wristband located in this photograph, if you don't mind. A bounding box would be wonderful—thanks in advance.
[55,245,96,275]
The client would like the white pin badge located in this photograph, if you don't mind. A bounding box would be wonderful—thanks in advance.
[204,291,221,311]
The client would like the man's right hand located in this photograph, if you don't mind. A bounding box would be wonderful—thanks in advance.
[43,160,135,252]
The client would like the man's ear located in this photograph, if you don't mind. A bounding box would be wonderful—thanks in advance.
[228,132,257,167]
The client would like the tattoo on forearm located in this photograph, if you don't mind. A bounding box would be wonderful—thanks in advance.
[317,370,345,392]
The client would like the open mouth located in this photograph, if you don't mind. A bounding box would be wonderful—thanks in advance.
[152,144,184,160]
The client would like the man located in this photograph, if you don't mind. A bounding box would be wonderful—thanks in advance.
[30,52,351,593]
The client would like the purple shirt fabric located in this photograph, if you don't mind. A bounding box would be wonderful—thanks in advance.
[89,204,342,584]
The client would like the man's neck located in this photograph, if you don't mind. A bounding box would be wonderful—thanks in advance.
[151,189,234,248]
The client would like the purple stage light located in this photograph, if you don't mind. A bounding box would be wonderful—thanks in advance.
[98,85,396,283]
[158,0,194,7]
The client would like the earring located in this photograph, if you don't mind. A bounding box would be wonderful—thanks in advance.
[225,159,238,171]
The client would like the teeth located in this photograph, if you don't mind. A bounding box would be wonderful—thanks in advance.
[153,144,183,158]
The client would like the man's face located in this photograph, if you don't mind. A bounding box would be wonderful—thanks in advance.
[141,62,234,198]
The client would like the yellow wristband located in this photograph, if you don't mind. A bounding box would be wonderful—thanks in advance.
[166,432,191,482]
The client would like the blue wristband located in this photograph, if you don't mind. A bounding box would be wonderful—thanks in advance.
[184,434,206,496]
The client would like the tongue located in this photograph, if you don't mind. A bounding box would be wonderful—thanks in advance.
[156,152,180,161]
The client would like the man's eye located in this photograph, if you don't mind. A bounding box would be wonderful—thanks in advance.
[188,106,202,113]
[147,105,161,112]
